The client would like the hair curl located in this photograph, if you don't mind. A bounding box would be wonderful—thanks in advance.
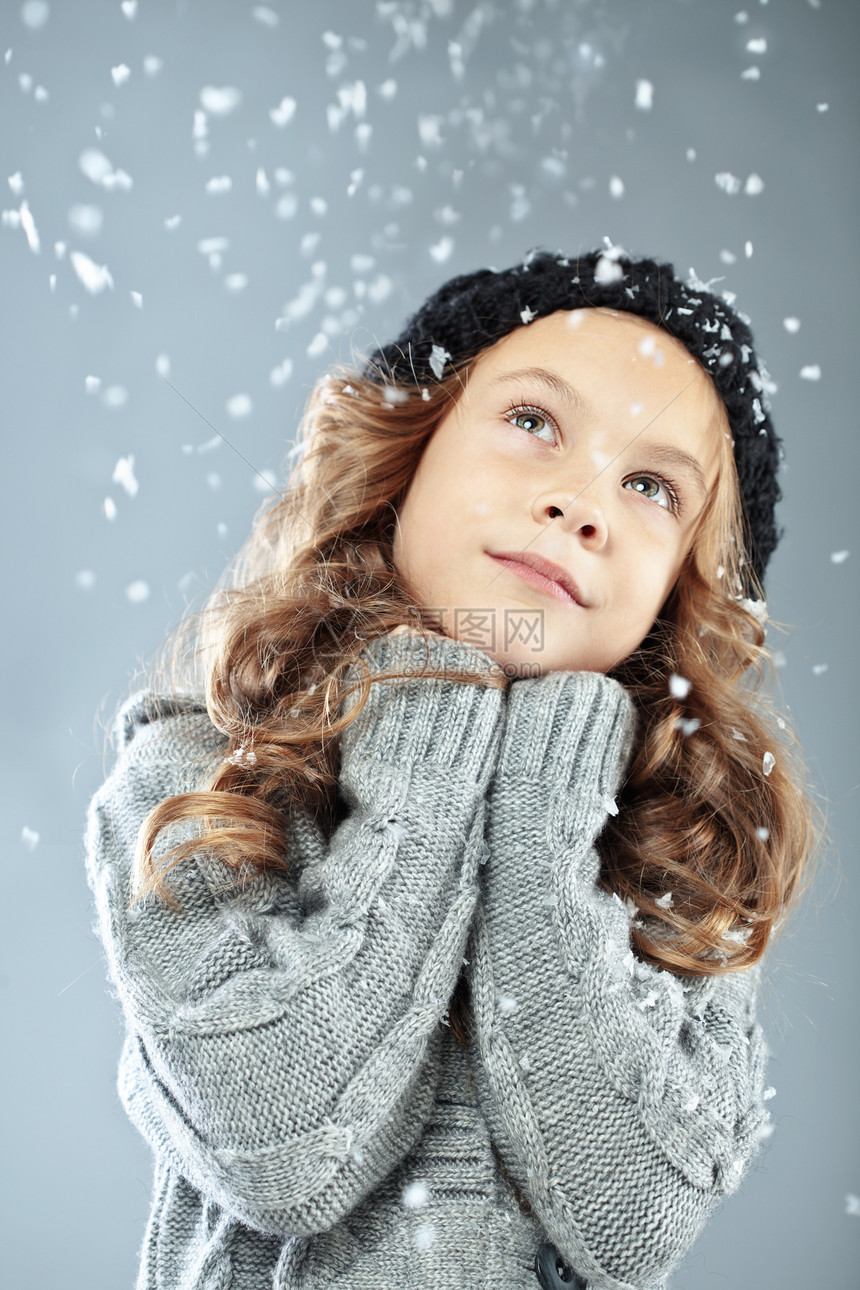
[127,344,819,1053]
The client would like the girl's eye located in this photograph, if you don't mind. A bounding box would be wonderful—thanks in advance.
[623,473,680,514]
[505,404,558,446]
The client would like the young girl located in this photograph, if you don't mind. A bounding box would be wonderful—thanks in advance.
[85,247,816,1290]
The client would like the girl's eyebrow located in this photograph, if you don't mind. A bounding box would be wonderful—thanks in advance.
[633,443,709,500]
[487,366,593,417]
[488,365,709,500]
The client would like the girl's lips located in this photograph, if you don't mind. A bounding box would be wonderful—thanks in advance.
[488,553,586,607]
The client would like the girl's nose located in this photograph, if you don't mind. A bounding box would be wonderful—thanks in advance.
[537,483,609,549]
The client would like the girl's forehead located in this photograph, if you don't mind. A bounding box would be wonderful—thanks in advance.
[483,306,695,364]
[472,308,717,406]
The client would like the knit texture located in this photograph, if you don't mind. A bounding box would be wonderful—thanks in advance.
[363,247,782,588]
[84,632,772,1289]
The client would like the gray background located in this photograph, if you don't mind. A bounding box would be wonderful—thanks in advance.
[2,0,858,1285]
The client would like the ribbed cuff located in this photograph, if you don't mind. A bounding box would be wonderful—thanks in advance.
[338,631,507,788]
[496,670,637,807]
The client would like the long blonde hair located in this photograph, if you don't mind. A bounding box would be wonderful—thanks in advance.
[126,349,819,1048]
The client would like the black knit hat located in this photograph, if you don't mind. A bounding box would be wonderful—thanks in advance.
[363,246,782,588]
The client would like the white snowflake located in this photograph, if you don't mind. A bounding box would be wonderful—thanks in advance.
[200,85,242,115]
[429,344,451,380]
[226,393,253,418]
[715,172,742,195]
[270,97,297,127]
[402,1181,431,1210]
[112,456,139,497]
[70,251,113,294]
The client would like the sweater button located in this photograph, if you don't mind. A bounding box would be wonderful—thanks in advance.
[534,1242,585,1289]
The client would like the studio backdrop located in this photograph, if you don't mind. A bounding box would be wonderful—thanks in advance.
[1,2,857,1287]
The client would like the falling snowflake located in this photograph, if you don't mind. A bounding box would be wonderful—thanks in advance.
[270,96,297,127]
[412,1223,436,1251]
[252,5,279,27]
[783,317,801,333]
[669,674,692,699]
[429,344,451,380]
[200,85,242,115]
[402,1181,431,1210]
[429,236,453,263]
[715,172,742,195]
[68,204,103,236]
[830,550,849,564]
[112,456,139,497]
[18,201,39,252]
[126,580,150,603]
[102,385,128,409]
[762,751,775,777]
[226,393,252,418]
[800,364,821,380]
[635,79,653,110]
[594,254,623,284]
[70,251,114,294]
[738,597,767,623]
[21,826,40,850]
[21,2,50,29]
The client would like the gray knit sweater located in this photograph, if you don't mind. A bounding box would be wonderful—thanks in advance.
[84,631,771,1290]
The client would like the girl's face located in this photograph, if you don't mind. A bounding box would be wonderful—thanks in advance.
[392,308,725,676]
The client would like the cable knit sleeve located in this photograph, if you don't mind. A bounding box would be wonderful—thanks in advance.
[84,632,505,1239]
[466,669,772,1290]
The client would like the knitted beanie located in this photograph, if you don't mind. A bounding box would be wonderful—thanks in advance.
[363,246,782,587]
